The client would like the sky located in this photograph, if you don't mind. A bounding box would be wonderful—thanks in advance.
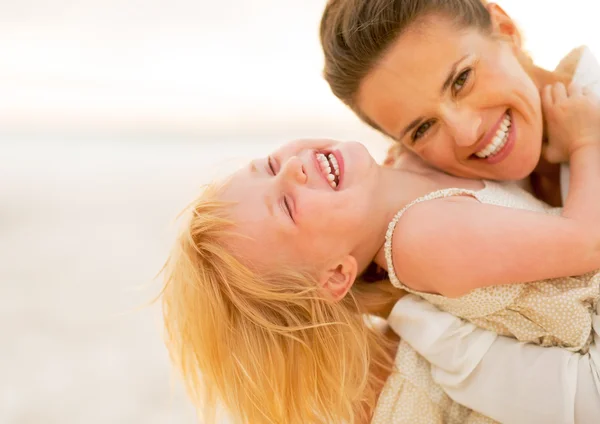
[0,0,598,136]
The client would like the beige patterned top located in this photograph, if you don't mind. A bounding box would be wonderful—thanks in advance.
[372,180,600,424]
[384,180,600,353]
[373,339,498,424]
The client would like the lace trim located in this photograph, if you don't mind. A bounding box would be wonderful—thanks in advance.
[384,188,479,289]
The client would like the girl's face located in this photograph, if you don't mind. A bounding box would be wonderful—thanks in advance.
[357,11,543,181]
[221,139,383,298]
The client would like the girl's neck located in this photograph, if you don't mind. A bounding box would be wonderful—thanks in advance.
[377,165,444,215]
[366,165,463,269]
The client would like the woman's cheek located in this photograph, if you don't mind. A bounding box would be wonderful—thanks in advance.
[420,142,448,170]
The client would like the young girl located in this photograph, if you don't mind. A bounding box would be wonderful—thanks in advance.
[161,82,600,424]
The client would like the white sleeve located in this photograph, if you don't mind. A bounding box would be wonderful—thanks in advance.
[388,295,600,424]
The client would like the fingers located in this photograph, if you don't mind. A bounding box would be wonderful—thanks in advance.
[542,82,592,111]
[568,82,583,97]
[544,81,596,101]
[542,83,554,111]
[542,82,568,109]
[552,82,568,103]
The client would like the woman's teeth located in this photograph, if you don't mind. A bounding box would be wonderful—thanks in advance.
[475,113,512,159]
[316,152,340,189]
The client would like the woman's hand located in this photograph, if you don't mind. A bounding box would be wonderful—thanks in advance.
[542,82,600,163]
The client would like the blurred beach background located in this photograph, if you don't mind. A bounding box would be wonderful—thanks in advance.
[1,1,598,423]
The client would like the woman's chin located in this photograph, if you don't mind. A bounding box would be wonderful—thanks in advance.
[509,143,544,180]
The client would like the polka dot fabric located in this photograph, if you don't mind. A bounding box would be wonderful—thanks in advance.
[373,180,599,423]
[384,180,600,353]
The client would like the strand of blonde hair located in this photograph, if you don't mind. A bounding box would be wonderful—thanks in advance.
[161,183,401,423]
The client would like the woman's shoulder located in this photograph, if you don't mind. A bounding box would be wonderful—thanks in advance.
[554,46,588,77]
[556,46,600,89]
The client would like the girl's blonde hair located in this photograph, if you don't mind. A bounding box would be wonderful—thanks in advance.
[161,182,402,424]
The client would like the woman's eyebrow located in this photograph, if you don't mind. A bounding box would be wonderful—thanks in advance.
[440,53,470,95]
[397,54,471,140]
[398,117,425,140]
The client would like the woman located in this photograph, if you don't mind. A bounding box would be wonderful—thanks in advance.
[320,0,600,422]
[320,0,597,203]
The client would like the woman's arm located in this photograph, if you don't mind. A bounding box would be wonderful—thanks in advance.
[388,295,600,424]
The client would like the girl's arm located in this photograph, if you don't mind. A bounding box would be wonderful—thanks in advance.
[392,195,600,297]
[388,295,600,424]
[391,83,600,297]
[544,82,600,223]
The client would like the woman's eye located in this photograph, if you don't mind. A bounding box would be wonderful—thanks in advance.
[412,120,434,142]
[453,68,471,94]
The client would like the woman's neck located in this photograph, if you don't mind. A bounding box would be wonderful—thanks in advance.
[525,57,576,206]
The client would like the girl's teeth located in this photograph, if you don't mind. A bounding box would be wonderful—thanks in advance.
[316,152,340,188]
[328,154,340,176]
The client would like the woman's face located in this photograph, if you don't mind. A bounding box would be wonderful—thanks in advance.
[221,138,382,294]
[357,13,543,181]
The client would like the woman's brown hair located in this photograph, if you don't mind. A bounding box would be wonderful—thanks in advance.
[320,0,492,129]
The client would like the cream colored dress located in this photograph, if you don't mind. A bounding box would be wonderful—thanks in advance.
[372,180,600,423]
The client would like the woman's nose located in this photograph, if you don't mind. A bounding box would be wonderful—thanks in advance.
[279,156,307,185]
[443,106,483,148]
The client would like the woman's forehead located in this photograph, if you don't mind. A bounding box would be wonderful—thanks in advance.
[357,19,485,135]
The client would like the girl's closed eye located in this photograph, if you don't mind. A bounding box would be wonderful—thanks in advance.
[267,156,276,175]
[268,156,294,222]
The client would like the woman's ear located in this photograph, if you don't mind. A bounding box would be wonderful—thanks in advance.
[487,3,522,47]
[319,256,358,302]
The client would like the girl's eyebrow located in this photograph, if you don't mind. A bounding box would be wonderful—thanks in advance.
[249,161,257,173]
